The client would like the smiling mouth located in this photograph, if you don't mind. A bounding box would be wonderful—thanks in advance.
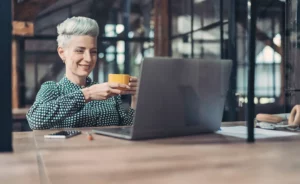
[78,64,90,70]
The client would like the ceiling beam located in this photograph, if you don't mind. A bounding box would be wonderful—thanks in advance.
[13,0,59,21]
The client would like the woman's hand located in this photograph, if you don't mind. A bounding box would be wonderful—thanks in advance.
[289,105,300,126]
[126,76,138,97]
[81,82,130,102]
[125,76,138,109]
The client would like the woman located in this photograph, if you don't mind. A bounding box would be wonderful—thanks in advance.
[26,16,138,130]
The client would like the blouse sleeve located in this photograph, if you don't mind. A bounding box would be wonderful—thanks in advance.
[26,81,86,130]
[114,95,135,126]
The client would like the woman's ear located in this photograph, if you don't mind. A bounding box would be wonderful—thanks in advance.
[57,47,66,62]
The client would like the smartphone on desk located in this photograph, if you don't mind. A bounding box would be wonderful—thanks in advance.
[44,130,81,139]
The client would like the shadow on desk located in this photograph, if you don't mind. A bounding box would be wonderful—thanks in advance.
[143,133,245,145]
[145,133,300,146]
[141,122,300,145]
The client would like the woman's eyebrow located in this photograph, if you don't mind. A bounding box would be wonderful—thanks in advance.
[75,46,86,49]
[75,46,97,50]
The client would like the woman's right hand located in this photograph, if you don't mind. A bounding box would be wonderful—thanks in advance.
[81,83,130,102]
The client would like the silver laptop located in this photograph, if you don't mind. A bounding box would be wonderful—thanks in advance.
[92,57,232,140]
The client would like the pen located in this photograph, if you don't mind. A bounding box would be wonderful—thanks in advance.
[86,132,94,141]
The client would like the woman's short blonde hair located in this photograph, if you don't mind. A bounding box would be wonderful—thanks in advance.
[57,16,99,47]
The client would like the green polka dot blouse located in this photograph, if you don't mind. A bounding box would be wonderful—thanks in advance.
[26,77,135,130]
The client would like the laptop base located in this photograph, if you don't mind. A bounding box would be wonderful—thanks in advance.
[92,127,133,140]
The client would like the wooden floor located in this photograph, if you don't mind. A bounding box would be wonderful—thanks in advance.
[2,122,300,184]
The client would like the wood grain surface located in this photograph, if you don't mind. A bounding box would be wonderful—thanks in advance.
[2,122,300,184]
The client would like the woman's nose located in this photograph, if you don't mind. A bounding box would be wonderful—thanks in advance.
[84,51,92,62]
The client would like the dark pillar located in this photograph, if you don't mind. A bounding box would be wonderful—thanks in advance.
[154,0,169,56]
[0,0,13,152]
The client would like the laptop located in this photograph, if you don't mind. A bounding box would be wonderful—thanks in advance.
[92,57,232,140]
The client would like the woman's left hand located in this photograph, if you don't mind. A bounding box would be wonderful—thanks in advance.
[127,76,138,109]
[126,76,138,97]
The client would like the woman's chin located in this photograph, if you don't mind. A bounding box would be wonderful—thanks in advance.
[77,71,91,77]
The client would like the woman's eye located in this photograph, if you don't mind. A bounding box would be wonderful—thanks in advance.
[75,50,84,53]
[91,51,97,54]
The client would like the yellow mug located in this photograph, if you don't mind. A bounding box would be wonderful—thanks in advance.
[108,74,130,90]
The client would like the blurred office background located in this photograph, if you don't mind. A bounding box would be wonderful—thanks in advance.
[11,0,299,131]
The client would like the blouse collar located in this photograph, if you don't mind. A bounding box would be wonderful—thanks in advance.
[58,76,93,93]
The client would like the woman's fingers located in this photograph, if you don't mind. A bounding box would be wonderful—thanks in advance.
[108,82,130,89]
[109,88,123,95]
[288,108,295,125]
[294,110,300,126]
[127,87,137,91]
[129,77,138,93]
[130,76,138,82]
[122,91,136,95]
[104,80,138,97]
[129,82,137,87]
[292,106,300,125]
[129,76,138,86]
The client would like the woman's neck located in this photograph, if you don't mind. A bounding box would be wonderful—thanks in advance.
[65,73,86,87]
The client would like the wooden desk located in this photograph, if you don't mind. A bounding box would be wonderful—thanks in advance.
[3,122,300,184]
[0,132,40,183]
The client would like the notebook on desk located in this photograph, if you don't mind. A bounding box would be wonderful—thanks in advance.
[92,57,232,140]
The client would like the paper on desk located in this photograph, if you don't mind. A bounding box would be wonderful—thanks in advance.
[216,126,299,139]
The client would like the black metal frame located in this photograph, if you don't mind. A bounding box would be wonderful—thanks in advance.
[227,0,238,121]
[167,0,259,142]
[247,0,257,143]
[237,0,285,102]
[168,0,238,121]
[169,0,230,58]
[284,0,290,113]
[123,0,131,75]
[171,21,229,40]
[191,0,195,58]
[14,35,153,42]
[271,17,276,98]
[220,0,224,58]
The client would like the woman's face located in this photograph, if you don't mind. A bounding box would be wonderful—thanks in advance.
[58,35,97,77]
